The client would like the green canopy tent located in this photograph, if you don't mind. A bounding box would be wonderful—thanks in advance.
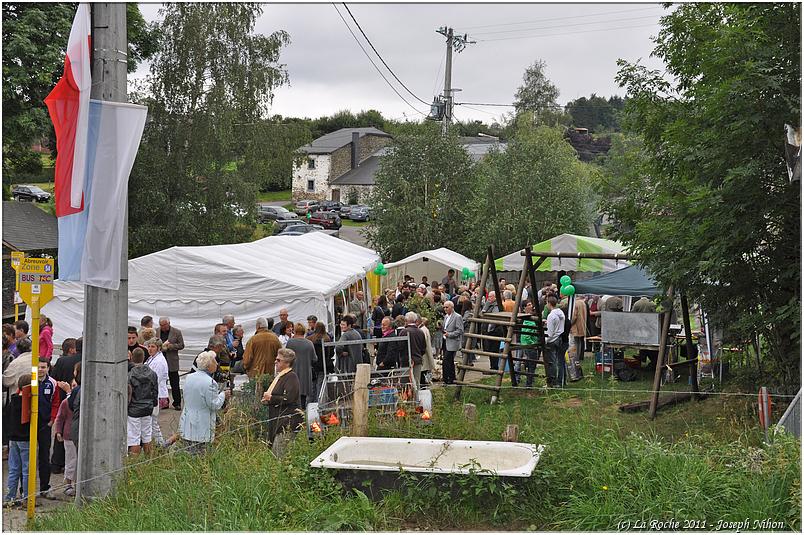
[494,234,629,273]
[573,265,659,297]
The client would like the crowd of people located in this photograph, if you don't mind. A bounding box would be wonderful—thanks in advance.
[0,273,656,505]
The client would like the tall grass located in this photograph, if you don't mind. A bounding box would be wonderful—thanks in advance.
[33,380,800,532]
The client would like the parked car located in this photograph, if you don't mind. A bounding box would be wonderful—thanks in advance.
[278,223,339,238]
[294,199,320,216]
[320,200,343,212]
[12,185,51,203]
[339,204,359,220]
[350,205,372,222]
[258,205,299,224]
[308,211,342,230]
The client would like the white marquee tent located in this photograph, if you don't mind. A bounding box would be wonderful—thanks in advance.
[34,232,379,350]
[381,248,480,288]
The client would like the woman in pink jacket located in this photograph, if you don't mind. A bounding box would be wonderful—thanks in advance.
[39,316,54,360]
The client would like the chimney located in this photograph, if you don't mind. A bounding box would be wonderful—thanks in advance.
[351,132,360,169]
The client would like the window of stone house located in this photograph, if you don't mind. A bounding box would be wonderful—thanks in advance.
[307,157,316,169]
[307,179,315,191]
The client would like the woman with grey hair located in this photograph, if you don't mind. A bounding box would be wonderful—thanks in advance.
[261,348,302,451]
[177,351,230,454]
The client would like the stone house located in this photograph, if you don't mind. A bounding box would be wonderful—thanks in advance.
[291,127,392,204]
[291,129,510,205]
[2,201,58,322]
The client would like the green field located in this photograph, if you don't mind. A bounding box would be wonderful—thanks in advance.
[256,189,291,203]
[33,361,800,532]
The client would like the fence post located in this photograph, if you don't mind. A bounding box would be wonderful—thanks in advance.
[352,363,371,436]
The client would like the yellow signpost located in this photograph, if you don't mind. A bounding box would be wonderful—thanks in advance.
[18,257,54,520]
[11,251,24,321]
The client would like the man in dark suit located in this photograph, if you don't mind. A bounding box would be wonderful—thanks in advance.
[158,317,185,410]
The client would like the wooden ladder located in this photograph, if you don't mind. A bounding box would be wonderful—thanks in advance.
[454,246,549,404]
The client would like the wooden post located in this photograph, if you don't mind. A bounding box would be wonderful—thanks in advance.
[352,363,371,436]
[649,286,674,419]
[488,245,504,310]
[679,293,699,395]
[502,424,519,442]
[463,403,477,421]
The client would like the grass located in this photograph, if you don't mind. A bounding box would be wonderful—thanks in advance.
[32,366,800,532]
[341,219,369,227]
[257,189,291,203]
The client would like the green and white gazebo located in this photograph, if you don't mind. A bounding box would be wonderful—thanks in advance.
[494,233,630,273]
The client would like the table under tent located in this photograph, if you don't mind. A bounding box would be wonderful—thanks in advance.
[33,232,380,350]
[574,264,722,417]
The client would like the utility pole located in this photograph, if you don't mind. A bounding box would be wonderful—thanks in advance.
[76,3,129,502]
[436,27,475,135]
[442,27,453,134]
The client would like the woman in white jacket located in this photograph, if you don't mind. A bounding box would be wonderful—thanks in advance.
[145,338,169,446]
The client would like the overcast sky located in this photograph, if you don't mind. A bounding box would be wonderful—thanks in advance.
[135,2,669,123]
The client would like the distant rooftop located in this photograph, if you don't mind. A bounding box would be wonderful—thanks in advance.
[299,127,392,155]
[2,201,58,251]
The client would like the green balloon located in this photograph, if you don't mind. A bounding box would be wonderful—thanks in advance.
[373,263,385,275]
[561,284,576,296]
[560,275,572,286]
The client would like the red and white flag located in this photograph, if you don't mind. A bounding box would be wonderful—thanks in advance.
[45,4,147,290]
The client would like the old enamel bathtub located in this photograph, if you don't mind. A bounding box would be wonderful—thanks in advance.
[310,437,545,498]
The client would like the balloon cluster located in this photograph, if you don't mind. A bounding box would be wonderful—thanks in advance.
[559,275,575,296]
[373,263,388,276]
[461,266,475,280]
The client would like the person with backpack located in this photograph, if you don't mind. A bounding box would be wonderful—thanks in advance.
[127,348,158,455]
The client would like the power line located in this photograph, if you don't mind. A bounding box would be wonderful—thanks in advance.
[456,102,628,109]
[341,3,431,106]
[474,22,659,42]
[332,4,427,116]
[469,14,664,36]
[454,5,664,31]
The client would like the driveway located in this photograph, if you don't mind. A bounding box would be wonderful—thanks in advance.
[338,224,370,248]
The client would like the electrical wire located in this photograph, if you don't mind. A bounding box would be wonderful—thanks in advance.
[332,4,427,117]
[474,22,660,42]
[469,13,665,36]
[342,3,431,106]
[455,5,664,31]
[432,47,446,98]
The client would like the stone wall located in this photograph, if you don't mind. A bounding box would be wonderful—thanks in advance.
[292,154,331,201]
[328,134,390,181]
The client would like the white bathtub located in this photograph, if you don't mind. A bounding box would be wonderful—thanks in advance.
[310,436,545,477]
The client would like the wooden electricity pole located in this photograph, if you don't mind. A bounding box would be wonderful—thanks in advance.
[76,3,129,502]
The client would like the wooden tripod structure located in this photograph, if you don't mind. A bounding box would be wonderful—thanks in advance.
[454,246,548,404]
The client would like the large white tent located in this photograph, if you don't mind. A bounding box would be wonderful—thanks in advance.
[381,248,480,288]
[34,232,379,350]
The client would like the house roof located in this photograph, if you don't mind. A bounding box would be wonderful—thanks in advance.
[300,127,392,155]
[459,136,507,161]
[2,201,58,251]
[330,147,390,186]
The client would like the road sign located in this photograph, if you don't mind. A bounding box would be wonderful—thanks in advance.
[18,258,55,307]
[11,251,24,271]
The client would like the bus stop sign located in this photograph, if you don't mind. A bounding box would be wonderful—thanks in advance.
[18,258,55,306]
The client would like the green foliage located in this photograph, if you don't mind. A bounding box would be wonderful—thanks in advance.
[32,365,801,532]
[513,59,559,116]
[605,3,801,391]
[128,3,290,257]
[1,3,157,182]
[565,93,625,133]
[238,117,313,192]
[468,123,596,260]
[365,123,478,261]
